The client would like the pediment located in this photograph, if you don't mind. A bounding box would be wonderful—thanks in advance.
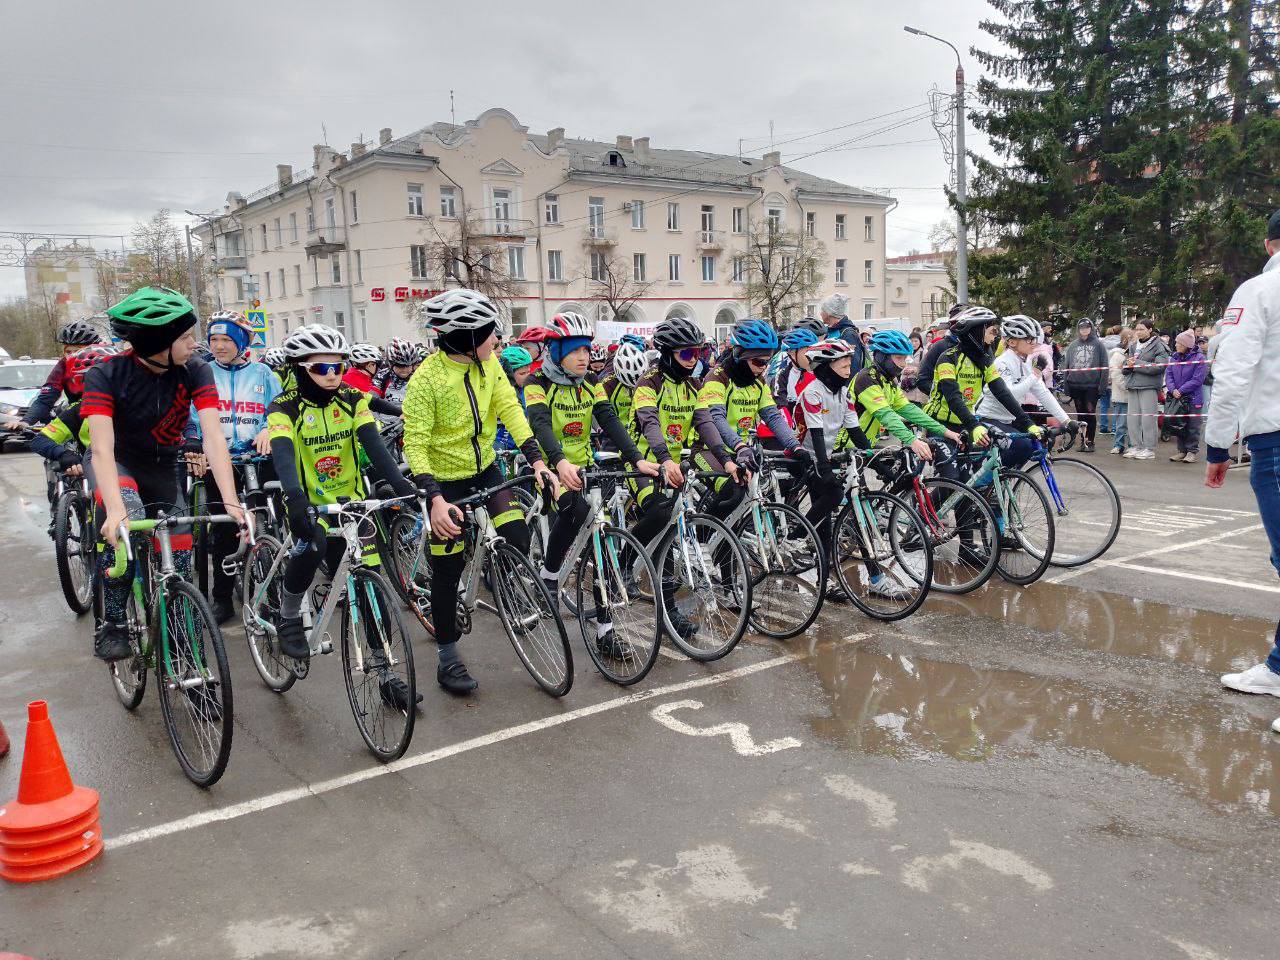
[481,158,523,177]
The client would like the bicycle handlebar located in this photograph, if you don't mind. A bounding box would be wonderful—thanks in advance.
[106,512,256,579]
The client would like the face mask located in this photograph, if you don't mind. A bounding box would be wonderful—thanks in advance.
[295,364,341,405]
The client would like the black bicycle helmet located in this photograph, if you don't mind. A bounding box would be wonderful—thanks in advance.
[652,316,703,352]
[57,319,103,346]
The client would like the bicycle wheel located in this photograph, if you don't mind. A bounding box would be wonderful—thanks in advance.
[655,513,753,661]
[189,480,210,598]
[1038,457,1122,567]
[154,578,233,787]
[241,535,296,693]
[490,541,573,697]
[994,469,1056,586]
[733,502,825,640]
[342,567,416,761]
[54,490,94,615]
[832,491,933,621]
[573,525,662,685]
[103,576,148,711]
[385,511,434,637]
[910,478,1000,594]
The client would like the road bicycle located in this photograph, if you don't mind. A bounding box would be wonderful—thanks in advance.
[51,467,95,614]
[1020,427,1122,567]
[101,511,249,786]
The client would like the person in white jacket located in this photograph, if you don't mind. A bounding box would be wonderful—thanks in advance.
[976,315,1077,467]
[1107,329,1133,454]
[1207,208,1280,709]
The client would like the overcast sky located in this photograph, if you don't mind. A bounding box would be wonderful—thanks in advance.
[0,0,998,300]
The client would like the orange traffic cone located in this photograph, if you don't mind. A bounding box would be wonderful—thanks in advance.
[0,701,102,882]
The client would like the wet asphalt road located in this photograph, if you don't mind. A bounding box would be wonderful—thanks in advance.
[0,445,1277,960]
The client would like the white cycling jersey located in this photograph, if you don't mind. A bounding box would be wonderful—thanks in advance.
[798,374,859,457]
[976,349,1069,423]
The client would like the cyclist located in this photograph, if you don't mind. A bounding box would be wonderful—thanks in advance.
[182,311,282,624]
[264,325,417,695]
[851,329,962,450]
[29,345,121,480]
[263,345,292,391]
[523,312,659,656]
[82,287,246,662]
[343,342,383,394]
[588,343,609,377]
[924,306,1042,453]
[402,289,558,695]
[21,320,103,426]
[515,325,554,371]
[599,340,648,450]
[761,326,821,451]
[975,315,1076,467]
[371,337,420,407]
[495,345,534,454]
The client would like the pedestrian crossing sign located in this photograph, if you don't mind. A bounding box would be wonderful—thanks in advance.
[247,309,267,334]
[250,330,266,348]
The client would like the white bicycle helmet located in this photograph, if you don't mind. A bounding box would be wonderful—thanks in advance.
[805,339,859,366]
[612,341,649,388]
[550,311,594,339]
[385,337,417,366]
[422,288,501,333]
[283,323,350,361]
[349,342,381,365]
[590,344,608,362]
[263,346,287,367]
[1001,314,1043,343]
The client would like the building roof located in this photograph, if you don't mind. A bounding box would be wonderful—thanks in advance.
[887,251,949,267]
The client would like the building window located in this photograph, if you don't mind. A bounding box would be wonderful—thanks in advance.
[510,307,528,336]
[325,197,336,230]
[260,223,268,250]
[805,302,817,318]
[835,214,846,240]
[313,260,319,287]
[508,245,525,280]
[544,194,559,224]
[633,252,646,282]
[588,197,605,238]
[293,265,302,295]
[732,207,745,234]
[668,254,680,282]
[631,200,645,230]
[700,205,714,236]
[864,302,875,320]
[233,276,245,302]
[547,249,563,281]
[805,211,816,237]
[356,308,366,341]
[334,310,346,337]
[437,186,456,219]
[700,255,716,282]
[273,217,282,247]
[590,251,607,282]
[278,268,285,297]
[331,257,341,284]
[355,250,362,283]
[781,256,795,280]
[767,207,783,233]
[289,212,298,243]
[410,244,428,279]
[667,202,680,231]
[864,259,874,284]
[407,183,424,217]
[835,259,847,284]
[863,215,874,242]
[265,271,272,298]
[350,191,359,224]
[731,256,745,283]
[307,206,315,232]
[493,189,513,231]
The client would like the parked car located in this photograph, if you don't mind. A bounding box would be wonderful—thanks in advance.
[0,357,58,452]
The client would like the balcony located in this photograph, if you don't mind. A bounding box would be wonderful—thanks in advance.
[473,218,534,240]
[304,233,346,259]
[217,255,247,271]
[583,226,619,246]
[697,230,725,251]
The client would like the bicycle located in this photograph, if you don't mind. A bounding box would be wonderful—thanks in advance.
[1021,426,1122,567]
[241,494,419,761]
[51,468,95,614]
[100,511,249,786]
[521,458,663,685]
[383,475,574,697]
[953,428,1057,586]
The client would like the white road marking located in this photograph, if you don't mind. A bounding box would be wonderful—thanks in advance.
[649,699,802,756]
[1108,562,1280,594]
[1047,523,1264,584]
[902,838,1054,893]
[824,774,899,829]
[106,638,867,852]
[1167,938,1229,960]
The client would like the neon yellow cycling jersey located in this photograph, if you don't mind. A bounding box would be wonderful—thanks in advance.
[402,350,534,482]
[695,366,775,444]
[39,402,90,449]
[925,345,999,427]
[852,368,948,444]
[266,386,374,505]
[523,374,607,468]
[631,371,700,461]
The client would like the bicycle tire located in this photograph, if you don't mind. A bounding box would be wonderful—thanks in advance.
[994,468,1056,586]
[240,535,296,693]
[385,510,434,637]
[654,512,753,661]
[911,478,1000,594]
[103,575,147,711]
[342,567,416,761]
[832,491,933,621]
[154,578,234,787]
[54,489,94,614]
[732,501,825,640]
[490,541,573,697]
[573,525,662,685]
[1041,457,1122,567]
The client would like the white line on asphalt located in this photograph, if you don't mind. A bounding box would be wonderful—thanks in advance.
[1107,562,1280,594]
[1046,523,1264,585]
[104,634,869,852]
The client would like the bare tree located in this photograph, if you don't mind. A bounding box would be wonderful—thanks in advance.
[418,207,524,327]
[575,248,655,324]
[735,220,826,327]
[129,209,188,292]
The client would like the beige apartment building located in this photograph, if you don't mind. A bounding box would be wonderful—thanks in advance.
[885,251,954,330]
[195,107,894,347]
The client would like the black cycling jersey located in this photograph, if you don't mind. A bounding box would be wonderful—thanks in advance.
[81,353,218,463]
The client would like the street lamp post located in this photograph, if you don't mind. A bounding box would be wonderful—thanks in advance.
[905,25,968,304]
[184,209,224,312]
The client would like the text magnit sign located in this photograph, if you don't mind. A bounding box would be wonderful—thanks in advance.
[371,287,444,303]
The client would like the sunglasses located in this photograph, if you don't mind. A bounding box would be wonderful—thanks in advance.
[301,361,347,376]
[675,347,701,362]
[745,356,771,369]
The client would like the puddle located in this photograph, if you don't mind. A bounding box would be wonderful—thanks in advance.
[918,579,1275,672]
[807,642,1280,815]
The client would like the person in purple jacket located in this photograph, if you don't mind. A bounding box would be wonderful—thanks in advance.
[1165,328,1208,462]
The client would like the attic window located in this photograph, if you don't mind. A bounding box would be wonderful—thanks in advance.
[606,151,626,168]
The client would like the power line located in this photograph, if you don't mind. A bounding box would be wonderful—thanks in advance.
[0,139,292,158]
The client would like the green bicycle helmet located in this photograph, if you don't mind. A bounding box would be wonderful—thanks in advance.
[106,286,198,357]
[500,345,533,380]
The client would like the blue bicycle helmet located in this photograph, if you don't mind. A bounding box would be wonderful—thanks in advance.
[781,328,819,351]
[619,332,647,350]
[868,329,914,355]
[730,318,780,353]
